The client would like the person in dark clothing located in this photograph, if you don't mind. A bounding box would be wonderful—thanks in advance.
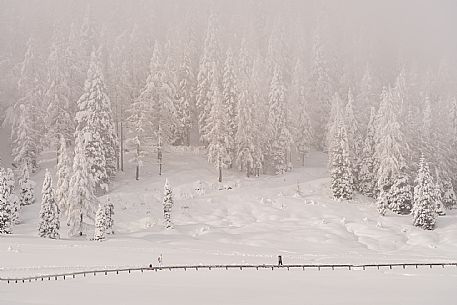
[278,255,283,266]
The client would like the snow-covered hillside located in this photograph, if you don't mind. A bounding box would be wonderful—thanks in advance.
[1,145,457,304]
[2,147,457,270]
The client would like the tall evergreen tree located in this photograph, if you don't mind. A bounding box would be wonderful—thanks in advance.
[126,86,153,180]
[374,86,406,209]
[45,25,74,148]
[174,40,195,146]
[68,132,96,237]
[76,51,117,192]
[236,51,263,177]
[13,103,39,173]
[412,156,437,230]
[222,48,239,164]
[306,28,332,149]
[356,65,377,131]
[147,41,176,145]
[294,62,313,166]
[5,168,20,224]
[345,89,362,188]
[236,65,256,177]
[38,169,60,239]
[196,13,221,143]
[358,107,377,197]
[55,136,72,217]
[329,93,353,200]
[205,67,231,182]
[12,38,44,172]
[268,65,291,174]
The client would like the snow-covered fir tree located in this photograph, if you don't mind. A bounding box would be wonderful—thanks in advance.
[126,63,155,180]
[356,65,377,130]
[196,13,221,143]
[433,175,446,216]
[329,93,354,201]
[104,197,114,235]
[0,168,13,234]
[68,132,96,237]
[442,178,457,210]
[374,86,406,212]
[13,103,39,173]
[173,40,195,146]
[268,65,292,174]
[294,73,313,166]
[75,50,117,192]
[235,49,264,178]
[236,64,258,177]
[38,169,60,239]
[358,107,377,197]
[306,27,332,149]
[45,26,74,147]
[55,136,72,217]
[94,203,107,241]
[265,20,289,78]
[12,38,44,173]
[412,156,437,230]
[376,190,390,216]
[389,171,413,215]
[5,168,20,224]
[19,164,35,206]
[163,179,173,229]
[221,48,239,164]
[345,89,362,188]
[205,66,232,182]
[147,41,176,145]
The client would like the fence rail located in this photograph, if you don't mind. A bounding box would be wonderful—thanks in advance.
[1,262,456,284]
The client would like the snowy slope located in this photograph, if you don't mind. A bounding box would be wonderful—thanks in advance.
[2,146,457,272]
[1,138,457,304]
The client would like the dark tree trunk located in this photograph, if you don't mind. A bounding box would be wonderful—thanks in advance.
[218,165,222,183]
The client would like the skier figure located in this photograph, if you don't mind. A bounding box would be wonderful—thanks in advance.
[158,254,163,267]
[278,255,283,266]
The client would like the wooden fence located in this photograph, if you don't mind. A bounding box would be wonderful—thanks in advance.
[1,262,456,284]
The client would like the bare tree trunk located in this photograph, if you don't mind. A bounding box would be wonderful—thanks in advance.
[136,143,140,180]
[186,129,190,146]
[120,121,124,172]
[218,157,222,183]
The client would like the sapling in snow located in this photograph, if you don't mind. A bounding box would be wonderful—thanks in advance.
[412,157,437,230]
[38,169,60,239]
[163,179,174,229]
[0,168,13,234]
[94,203,107,241]
[19,164,35,206]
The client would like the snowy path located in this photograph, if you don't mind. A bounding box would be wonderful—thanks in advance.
[1,267,457,305]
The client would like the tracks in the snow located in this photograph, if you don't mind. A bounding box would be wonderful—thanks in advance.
[2,262,457,284]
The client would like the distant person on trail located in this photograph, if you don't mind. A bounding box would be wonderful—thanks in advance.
[278,255,283,266]
[158,254,163,267]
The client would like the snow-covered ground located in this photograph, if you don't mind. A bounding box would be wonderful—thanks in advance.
[1,146,456,304]
[3,268,457,305]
